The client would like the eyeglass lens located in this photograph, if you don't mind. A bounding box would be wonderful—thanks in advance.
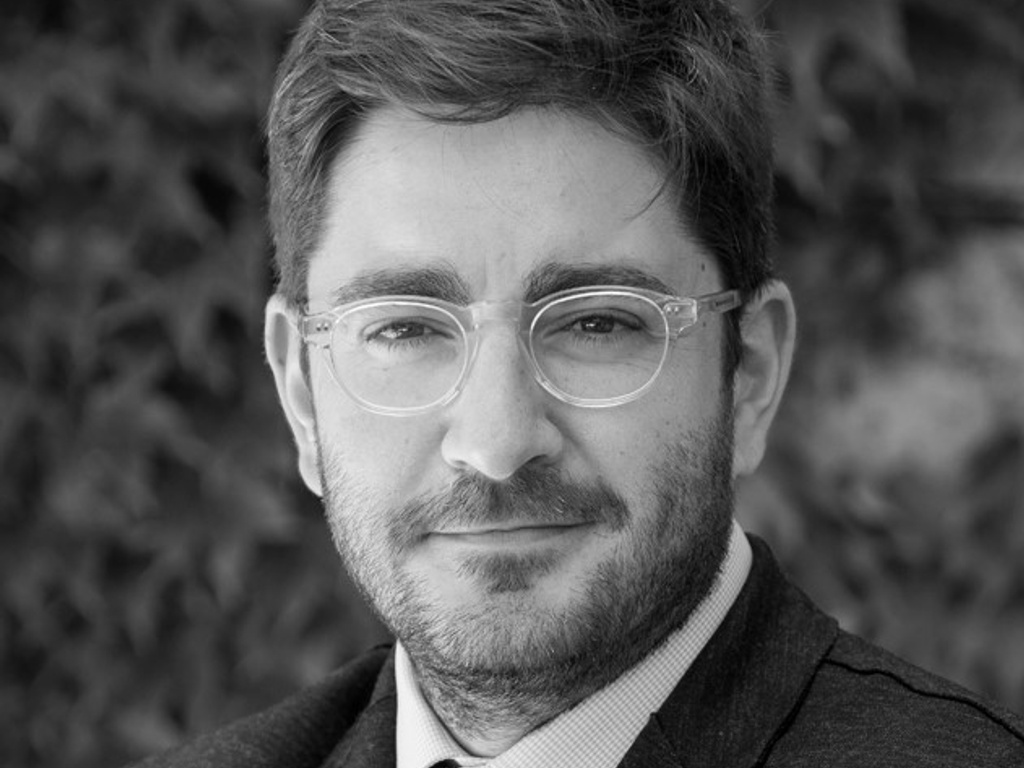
[328,294,671,410]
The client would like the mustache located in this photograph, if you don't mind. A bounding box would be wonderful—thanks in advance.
[389,465,630,549]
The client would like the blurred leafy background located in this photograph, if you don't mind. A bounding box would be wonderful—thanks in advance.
[1,0,1022,765]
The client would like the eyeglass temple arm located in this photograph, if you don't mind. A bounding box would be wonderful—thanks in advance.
[697,290,741,315]
[667,289,741,337]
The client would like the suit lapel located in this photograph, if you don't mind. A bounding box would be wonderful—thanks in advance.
[322,652,399,768]
[619,536,839,768]
[617,716,686,767]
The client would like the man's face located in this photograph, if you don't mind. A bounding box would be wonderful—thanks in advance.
[280,107,746,695]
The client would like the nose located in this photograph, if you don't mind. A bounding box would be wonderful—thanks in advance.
[440,323,564,481]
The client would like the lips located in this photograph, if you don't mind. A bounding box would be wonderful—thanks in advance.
[430,522,594,548]
[436,522,588,535]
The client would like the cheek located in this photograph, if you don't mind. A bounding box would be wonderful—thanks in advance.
[313,382,443,500]
[645,344,726,426]
[564,372,723,503]
[557,411,662,507]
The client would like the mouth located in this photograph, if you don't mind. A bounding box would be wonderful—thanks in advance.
[430,522,594,547]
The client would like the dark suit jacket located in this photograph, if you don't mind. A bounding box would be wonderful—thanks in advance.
[135,537,1024,767]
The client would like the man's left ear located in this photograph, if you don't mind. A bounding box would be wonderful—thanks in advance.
[731,280,796,477]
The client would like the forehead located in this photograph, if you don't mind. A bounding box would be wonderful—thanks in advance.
[307,107,712,306]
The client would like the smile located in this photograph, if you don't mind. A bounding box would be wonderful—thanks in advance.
[430,523,594,547]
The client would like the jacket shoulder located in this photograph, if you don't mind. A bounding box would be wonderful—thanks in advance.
[767,631,1024,767]
[128,645,393,768]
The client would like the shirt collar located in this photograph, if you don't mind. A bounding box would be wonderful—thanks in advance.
[395,520,752,768]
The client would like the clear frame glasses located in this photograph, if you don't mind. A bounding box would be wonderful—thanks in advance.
[297,285,740,416]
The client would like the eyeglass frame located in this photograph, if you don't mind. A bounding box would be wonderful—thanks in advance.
[296,285,741,416]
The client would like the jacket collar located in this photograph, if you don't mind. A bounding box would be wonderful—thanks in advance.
[620,536,838,767]
[323,653,399,768]
[324,536,837,768]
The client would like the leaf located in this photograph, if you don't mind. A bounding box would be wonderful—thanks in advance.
[767,0,912,197]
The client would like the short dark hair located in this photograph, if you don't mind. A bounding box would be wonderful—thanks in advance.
[267,0,777,374]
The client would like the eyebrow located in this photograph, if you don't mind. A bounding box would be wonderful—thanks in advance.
[523,262,676,303]
[329,265,472,306]
[326,260,677,307]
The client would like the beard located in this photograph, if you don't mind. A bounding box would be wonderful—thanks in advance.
[316,409,735,739]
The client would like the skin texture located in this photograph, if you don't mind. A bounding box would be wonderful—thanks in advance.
[265,107,796,755]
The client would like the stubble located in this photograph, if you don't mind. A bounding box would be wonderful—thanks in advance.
[317,410,734,747]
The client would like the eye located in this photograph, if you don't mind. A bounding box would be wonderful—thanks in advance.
[552,308,647,341]
[370,320,437,342]
[569,313,643,335]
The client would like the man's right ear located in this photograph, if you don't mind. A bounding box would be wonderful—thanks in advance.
[265,294,323,497]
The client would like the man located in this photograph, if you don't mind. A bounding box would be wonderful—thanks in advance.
[136,0,1024,765]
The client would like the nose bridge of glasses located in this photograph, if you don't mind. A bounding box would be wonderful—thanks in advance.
[459,299,537,380]
[465,299,525,331]
[460,299,539,353]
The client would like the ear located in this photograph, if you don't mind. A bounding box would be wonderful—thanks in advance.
[731,280,796,477]
[265,293,323,496]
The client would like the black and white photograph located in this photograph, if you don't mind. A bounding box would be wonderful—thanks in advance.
[3,1,1024,766]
